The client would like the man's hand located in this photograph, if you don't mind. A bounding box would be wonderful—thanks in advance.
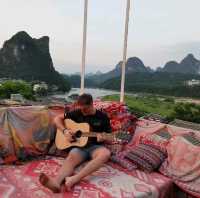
[97,134,105,142]
[63,129,74,142]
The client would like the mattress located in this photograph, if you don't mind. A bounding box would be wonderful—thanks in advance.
[0,156,173,198]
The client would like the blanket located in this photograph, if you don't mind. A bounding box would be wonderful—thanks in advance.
[0,156,173,198]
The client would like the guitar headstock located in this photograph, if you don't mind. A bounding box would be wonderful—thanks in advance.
[114,131,133,144]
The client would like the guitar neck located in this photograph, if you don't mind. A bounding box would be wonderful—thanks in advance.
[81,132,114,138]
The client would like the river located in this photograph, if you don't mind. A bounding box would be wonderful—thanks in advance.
[53,88,121,100]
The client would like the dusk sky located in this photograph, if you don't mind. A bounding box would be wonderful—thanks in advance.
[0,0,200,74]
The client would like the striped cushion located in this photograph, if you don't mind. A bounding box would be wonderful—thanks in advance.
[111,150,137,171]
[140,127,172,153]
[125,143,167,172]
[182,133,200,146]
[156,129,172,139]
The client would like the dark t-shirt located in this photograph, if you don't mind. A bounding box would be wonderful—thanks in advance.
[64,109,111,147]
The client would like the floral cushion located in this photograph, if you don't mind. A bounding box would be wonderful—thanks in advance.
[93,100,128,118]
[124,143,167,172]
[95,101,137,154]
[139,126,172,153]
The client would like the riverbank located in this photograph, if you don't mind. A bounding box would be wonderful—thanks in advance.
[102,94,200,124]
[1,87,200,124]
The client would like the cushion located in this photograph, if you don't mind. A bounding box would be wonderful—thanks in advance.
[110,150,137,171]
[159,132,200,196]
[139,127,172,153]
[124,143,167,172]
[182,132,200,146]
[94,101,137,154]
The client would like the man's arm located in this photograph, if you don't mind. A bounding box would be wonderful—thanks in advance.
[54,114,66,132]
[54,113,74,141]
[54,110,77,131]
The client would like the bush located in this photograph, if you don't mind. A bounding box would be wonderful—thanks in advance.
[0,80,35,100]
[173,103,200,123]
[164,97,175,103]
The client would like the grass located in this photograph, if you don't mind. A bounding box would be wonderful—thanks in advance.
[103,94,176,118]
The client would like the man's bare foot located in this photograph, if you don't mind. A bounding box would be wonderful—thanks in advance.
[39,173,61,193]
[65,175,80,191]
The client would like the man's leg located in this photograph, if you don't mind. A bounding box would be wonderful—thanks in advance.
[39,148,87,192]
[65,146,111,190]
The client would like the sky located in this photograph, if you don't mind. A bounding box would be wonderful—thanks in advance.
[0,0,200,74]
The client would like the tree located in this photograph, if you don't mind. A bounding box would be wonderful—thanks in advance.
[0,80,34,100]
[173,103,200,123]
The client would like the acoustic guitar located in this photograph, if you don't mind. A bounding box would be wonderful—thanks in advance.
[55,119,132,150]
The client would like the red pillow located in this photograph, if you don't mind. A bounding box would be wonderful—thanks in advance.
[139,127,172,153]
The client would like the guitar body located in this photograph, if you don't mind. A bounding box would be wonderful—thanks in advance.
[55,119,90,150]
[55,119,132,150]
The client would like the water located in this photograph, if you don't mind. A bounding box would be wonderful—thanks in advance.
[53,88,121,100]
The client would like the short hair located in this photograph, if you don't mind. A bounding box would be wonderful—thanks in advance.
[77,93,93,105]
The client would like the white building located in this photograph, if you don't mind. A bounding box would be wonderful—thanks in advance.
[33,82,48,92]
[186,79,200,86]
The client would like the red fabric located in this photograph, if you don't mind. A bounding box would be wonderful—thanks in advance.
[0,156,174,198]
[126,119,166,149]
[139,126,172,154]
[159,133,200,198]
[125,143,167,172]
[0,106,62,165]
[0,104,198,197]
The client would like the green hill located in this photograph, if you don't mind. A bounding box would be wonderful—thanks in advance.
[0,31,70,92]
[100,72,200,98]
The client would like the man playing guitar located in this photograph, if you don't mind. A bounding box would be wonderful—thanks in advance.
[39,93,111,192]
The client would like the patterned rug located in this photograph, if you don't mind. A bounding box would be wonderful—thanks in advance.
[0,156,173,198]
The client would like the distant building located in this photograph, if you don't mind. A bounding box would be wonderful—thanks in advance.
[10,94,24,102]
[0,78,10,83]
[33,82,48,96]
[33,82,48,92]
[186,79,200,86]
[51,85,59,92]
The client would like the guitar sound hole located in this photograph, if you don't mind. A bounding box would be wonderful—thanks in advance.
[75,130,82,138]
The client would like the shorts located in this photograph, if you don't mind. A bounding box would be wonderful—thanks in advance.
[70,144,105,161]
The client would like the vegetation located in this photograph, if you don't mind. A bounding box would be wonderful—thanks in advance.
[103,95,175,118]
[100,72,200,98]
[62,74,97,88]
[0,31,71,93]
[173,103,200,123]
[103,94,200,123]
[0,80,35,100]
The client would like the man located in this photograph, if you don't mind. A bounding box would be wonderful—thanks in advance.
[39,93,111,192]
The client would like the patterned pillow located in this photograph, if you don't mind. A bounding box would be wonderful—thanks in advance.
[110,113,137,133]
[93,100,128,119]
[110,150,137,171]
[104,144,124,155]
[94,101,137,153]
[124,143,167,172]
[140,127,172,153]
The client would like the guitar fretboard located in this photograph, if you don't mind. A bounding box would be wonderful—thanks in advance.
[78,132,114,139]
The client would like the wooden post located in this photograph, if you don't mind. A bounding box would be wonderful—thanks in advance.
[80,0,88,95]
[120,0,131,102]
